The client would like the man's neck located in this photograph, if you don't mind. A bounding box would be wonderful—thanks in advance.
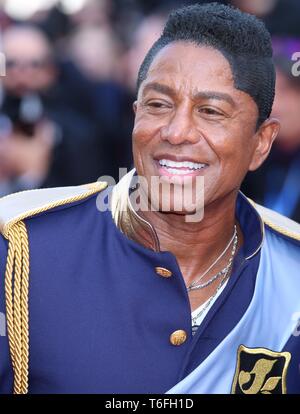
[140,190,241,287]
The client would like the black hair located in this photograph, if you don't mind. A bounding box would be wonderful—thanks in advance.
[137,2,275,128]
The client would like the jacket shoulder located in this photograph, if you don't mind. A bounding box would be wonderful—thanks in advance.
[0,182,108,238]
[254,202,300,244]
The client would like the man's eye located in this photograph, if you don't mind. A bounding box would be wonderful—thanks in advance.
[143,101,172,114]
[199,107,223,116]
[147,102,167,108]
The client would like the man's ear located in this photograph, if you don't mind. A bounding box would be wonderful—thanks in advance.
[133,101,137,115]
[248,118,280,171]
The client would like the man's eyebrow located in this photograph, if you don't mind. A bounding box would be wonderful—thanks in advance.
[142,83,236,107]
[193,91,236,107]
[142,82,176,97]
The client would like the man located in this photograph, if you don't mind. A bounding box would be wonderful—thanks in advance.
[0,3,299,394]
[0,25,100,195]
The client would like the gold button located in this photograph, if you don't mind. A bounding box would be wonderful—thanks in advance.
[155,267,173,278]
[170,330,187,346]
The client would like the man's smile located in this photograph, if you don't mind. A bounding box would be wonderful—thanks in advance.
[153,155,209,179]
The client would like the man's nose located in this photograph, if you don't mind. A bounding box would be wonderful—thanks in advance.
[160,108,199,145]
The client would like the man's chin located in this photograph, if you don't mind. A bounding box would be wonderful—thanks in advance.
[156,206,205,223]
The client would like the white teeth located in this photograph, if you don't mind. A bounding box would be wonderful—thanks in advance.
[164,168,192,175]
[158,159,206,170]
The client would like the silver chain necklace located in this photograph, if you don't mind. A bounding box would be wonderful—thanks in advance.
[187,225,238,292]
[191,262,232,329]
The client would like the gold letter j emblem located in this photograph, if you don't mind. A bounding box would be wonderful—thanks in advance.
[232,345,291,394]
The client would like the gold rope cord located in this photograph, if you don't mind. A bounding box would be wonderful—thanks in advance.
[248,198,300,242]
[4,221,30,394]
[1,182,108,393]
[263,219,300,241]
[2,182,107,238]
[20,222,30,393]
[4,231,15,371]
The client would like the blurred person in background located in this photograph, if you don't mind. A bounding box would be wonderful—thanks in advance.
[230,0,280,16]
[67,24,132,180]
[70,0,112,29]
[242,38,300,222]
[0,24,101,196]
[231,0,300,36]
[69,26,120,82]
[124,12,167,92]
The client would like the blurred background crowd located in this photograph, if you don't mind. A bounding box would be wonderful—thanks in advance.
[0,0,299,222]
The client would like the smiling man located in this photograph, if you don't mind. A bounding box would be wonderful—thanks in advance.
[0,3,300,395]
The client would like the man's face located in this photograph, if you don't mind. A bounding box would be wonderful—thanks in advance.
[132,42,264,215]
[3,29,55,97]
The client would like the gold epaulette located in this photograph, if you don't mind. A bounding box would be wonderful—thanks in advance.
[0,182,107,394]
[253,201,300,243]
